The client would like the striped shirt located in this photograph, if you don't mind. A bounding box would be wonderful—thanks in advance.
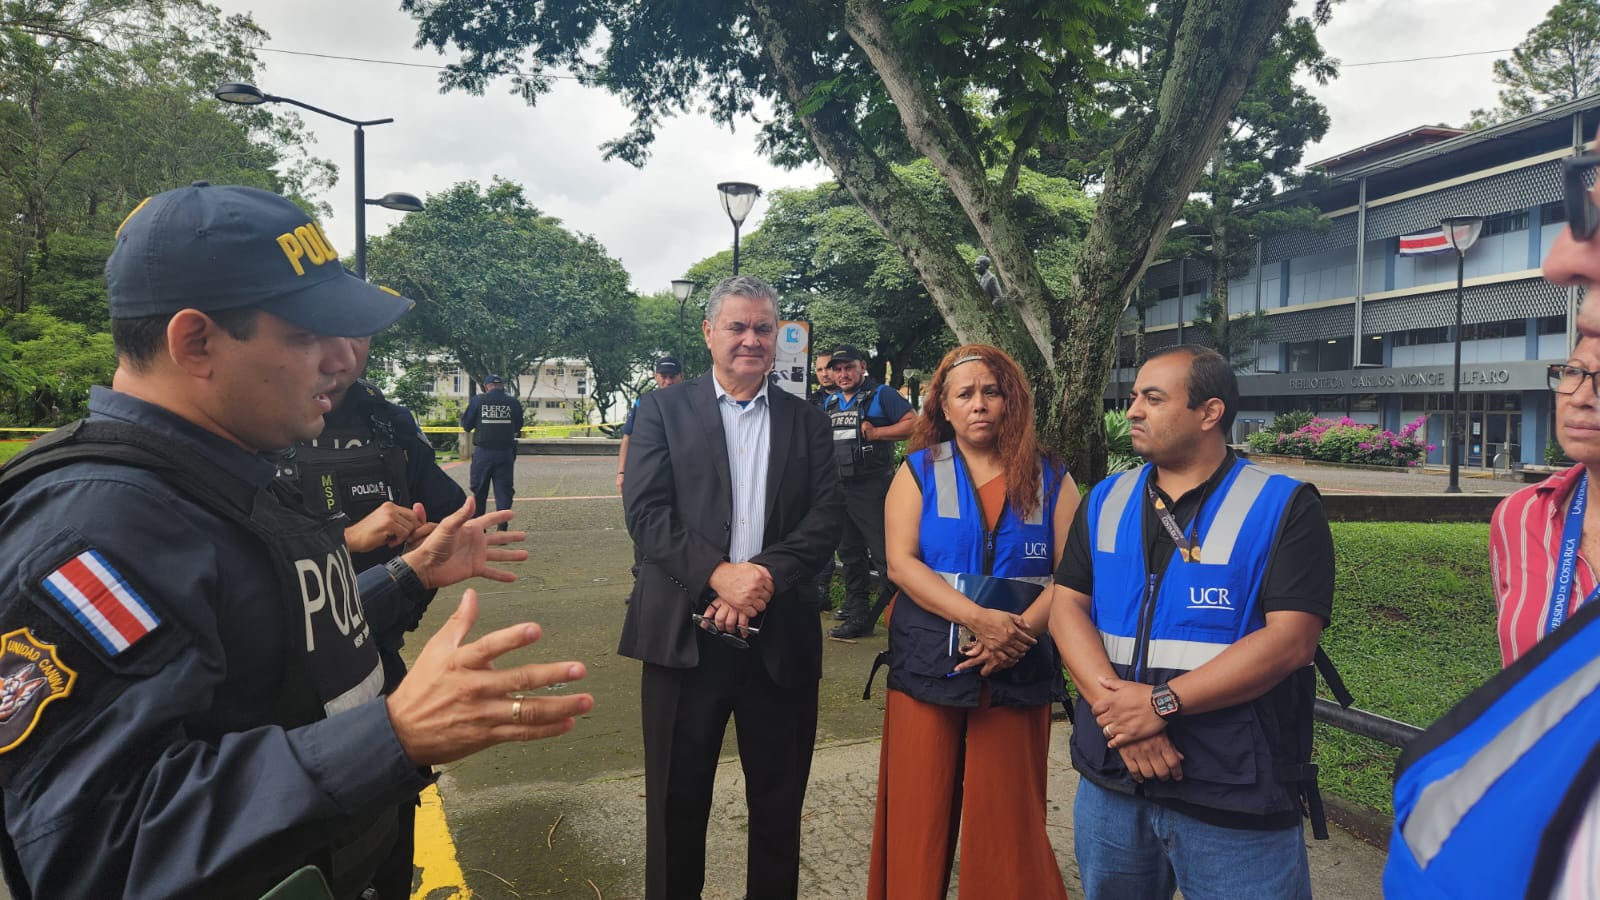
[712,377,771,564]
[1553,782,1600,900]
[1491,465,1598,667]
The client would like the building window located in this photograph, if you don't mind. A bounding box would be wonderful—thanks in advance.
[1538,315,1567,335]
[1461,319,1527,341]
[453,375,461,393]
[1157,284,1180,301]
[1542,201,1567,226]
[1183,279,1207,296]
[544,400,564,409]
[1484,210,1529,236]
[1393,327,1449,347]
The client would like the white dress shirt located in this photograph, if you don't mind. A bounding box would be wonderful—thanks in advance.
[712,377,772,564]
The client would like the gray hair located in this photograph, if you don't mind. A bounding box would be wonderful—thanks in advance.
[705,274,780,326]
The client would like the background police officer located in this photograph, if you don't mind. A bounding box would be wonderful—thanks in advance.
[824,345,915,639]
[282,331,468,899]
[0,183,592,899]
[616,355,684,494]
[461,373,524,530]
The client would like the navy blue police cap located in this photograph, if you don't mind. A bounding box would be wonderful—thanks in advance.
[105,182,414,338]
[484,374,505,385]
[654,356,682,376]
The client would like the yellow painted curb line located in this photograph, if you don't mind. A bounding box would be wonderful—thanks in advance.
[413,783,471,899]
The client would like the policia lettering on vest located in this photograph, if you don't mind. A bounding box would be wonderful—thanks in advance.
[0,184,592,899]
[1048,346,1344,900]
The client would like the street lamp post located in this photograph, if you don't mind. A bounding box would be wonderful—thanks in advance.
[214,82,421,279]
[716,182,761,274]
[671,279,696,359]
[1441,215,1485,494]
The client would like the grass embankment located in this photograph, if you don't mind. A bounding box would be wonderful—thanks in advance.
[1316,521,1497,815]
[0,441,29,465]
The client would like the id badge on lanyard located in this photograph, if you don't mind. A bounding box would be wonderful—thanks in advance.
[1550,471,1600,636]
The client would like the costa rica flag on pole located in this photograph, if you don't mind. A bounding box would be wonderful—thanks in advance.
[40,549,160,655]
[1398,228,1454,256]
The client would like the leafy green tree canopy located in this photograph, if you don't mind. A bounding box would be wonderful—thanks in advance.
[1470,0,1600,127]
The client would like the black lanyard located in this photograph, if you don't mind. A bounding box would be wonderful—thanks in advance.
[1147,481,1202,563]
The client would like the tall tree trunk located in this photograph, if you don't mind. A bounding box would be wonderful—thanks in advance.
[746,0,1047,377]
[1049,0,1294,481]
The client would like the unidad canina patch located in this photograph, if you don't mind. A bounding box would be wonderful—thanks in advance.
[0,628,76,753]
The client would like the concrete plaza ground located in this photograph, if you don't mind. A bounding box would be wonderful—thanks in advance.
[404,452,1431,900]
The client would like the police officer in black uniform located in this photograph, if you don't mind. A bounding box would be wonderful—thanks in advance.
[461,374,524,530]
[823,345,916,639]
[807,348,838,610]
[280,332,468,899]
[0,184,593,899]
[615,355,684,495]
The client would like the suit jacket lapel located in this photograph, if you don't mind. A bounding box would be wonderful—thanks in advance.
[764,390,791,531]
[691,376,733,503]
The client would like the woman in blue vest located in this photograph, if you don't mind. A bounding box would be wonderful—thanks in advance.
[864,344,1078,899]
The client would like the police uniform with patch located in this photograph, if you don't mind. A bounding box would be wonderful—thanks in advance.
[0,183,431,899]
[822,346,914,637]
[460,376,523,529]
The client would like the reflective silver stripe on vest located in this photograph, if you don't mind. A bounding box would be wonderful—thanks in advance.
[931,442,960,519]
[1146,637,1228,672]
[1199,464,1270,565]
[324,660,384,717]
[1401,651,1600,868]
[937,571,1052,589]
[1101,631,1136,666]
[1096,471,1139,553]
[1023,475,1046,526]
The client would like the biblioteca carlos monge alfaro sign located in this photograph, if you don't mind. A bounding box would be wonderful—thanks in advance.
[1242,361,1549,397]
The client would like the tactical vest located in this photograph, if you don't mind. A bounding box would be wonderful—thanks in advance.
[0,420,393,899]
[472,391,518,450]
[281,384,412,572]
[885,443,1064,707]
[1386,588,1600,899]
[825,383,892,479]
[1080,460,1329,831]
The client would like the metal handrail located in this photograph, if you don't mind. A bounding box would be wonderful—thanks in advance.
[1313,697,1424,749]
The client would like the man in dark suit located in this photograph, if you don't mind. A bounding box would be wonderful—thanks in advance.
[619,274,844,900]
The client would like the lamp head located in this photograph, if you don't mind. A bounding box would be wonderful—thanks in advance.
[717,182,761,227]
[214,82,268,105]
[371,191,425,212]
[671,279,696,304]
[1440,216,1485,254]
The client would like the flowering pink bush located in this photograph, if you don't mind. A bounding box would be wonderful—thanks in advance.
[1247,414,1433,467]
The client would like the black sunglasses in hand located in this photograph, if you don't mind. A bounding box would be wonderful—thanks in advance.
[691,612,761,649]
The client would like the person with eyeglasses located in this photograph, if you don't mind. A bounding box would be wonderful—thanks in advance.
[1386,142,1600,899]
[618,274,844,900]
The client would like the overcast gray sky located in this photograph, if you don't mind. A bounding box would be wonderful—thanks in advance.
[210,0,1560,291]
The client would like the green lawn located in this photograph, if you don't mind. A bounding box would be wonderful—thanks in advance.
[0,441,30,465]
[1314,521,1497,814]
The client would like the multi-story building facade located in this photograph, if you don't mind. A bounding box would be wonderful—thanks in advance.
[1121,95,1600,470]
[382,358,594,425]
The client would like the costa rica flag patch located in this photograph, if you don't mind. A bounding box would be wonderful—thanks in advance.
[39,549,161,655]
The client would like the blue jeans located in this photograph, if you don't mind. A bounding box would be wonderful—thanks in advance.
[1073,778,1311,900]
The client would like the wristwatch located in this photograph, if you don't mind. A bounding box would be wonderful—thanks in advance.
[1150,682,1182,719]
[384,555,427,596]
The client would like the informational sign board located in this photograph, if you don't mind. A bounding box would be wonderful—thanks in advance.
[772,320,811,399]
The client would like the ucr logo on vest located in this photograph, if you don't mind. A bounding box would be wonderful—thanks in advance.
[1187,586,1233,610]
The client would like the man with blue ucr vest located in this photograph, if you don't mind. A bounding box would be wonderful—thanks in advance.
[1047,345,1335,900]
[824,345,915,639]
[460,373,524,530]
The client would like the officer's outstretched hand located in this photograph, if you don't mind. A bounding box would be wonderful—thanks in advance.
[388,589,592,766]
[402,496,529,589]
[346,501,425,553]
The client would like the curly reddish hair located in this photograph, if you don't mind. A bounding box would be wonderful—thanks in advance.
[909,344,1050,519]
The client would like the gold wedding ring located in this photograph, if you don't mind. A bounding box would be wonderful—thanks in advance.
[1103,724,1114,739]
[512,696,524,724]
